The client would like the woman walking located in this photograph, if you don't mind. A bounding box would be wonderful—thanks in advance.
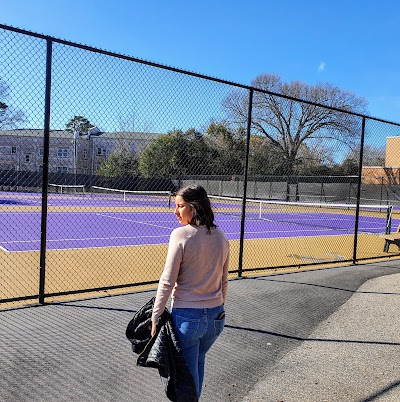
[151,185,230,399]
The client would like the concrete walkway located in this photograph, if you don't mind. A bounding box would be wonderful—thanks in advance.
[242,267,400,402]
[0,260,399,401]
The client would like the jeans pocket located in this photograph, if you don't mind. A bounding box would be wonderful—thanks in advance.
[174,314,200,341]
[213,316,225,337]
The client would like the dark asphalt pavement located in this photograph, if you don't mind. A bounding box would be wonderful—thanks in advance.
[1,260,400,401]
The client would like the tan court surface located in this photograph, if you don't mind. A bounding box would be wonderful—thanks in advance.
[1,233,398,308]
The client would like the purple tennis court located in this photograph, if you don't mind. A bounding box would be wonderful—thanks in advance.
[0,205,392,252]
[0,189,395,252]
[0,189,171,209]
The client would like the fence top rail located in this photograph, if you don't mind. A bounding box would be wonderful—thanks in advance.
[1,23,400,127]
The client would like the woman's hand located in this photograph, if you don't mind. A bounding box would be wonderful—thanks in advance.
[151,321,157,337]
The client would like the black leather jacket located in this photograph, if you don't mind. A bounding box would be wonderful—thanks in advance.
[126,298,198,402]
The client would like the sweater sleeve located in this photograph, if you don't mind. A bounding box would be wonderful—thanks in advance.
[222,241,229,303]
[151,229,183,322]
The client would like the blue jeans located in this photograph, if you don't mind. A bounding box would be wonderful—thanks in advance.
[171,305,225,398]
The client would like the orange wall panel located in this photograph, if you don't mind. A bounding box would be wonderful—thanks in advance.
[385,137,400,167]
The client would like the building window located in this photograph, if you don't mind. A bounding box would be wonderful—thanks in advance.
[56,166,68,174]
[83,150,88,159]
[57,149,68,158]
[38,148,44,157]
[11,146,17,154]
[25,154,31,162]
[96,147,106,156]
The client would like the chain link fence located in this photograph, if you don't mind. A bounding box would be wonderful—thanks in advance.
[1,24,400,308]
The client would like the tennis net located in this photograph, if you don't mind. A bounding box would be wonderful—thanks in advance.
[209,195,394,234]
[48,183,86,194]
[90,186,172,207]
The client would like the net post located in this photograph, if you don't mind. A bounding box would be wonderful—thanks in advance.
[386,205,393,234]
[168,191,173,208]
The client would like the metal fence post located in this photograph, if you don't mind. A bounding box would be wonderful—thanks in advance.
[38,37,53,304]
[352,116,366,264]
[238,88,253,277]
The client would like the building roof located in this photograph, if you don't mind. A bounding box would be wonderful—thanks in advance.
[0,129,72,138]
[0,129,161,140]
[98,131,160,140]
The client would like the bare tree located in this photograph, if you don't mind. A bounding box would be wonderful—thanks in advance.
[223,74,368,175]
[117,114,154,133]
[344,144,386,167]
[0,79,27,129]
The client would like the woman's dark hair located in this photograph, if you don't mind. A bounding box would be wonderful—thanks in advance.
[176,185,216,231]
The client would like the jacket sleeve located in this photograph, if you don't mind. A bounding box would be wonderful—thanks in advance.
[152,229,183,322]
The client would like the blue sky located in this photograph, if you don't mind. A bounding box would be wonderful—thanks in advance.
[1,0,400,125]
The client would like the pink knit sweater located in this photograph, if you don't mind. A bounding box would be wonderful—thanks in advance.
[152,224,230,322]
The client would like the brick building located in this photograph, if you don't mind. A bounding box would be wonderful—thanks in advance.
[362,136,400,184]
[0,128,159,175]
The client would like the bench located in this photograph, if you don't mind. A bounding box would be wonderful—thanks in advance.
[380,225,400,252]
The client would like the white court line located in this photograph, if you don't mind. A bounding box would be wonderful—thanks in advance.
[95,213,174,230]
[223,227,352,236]
[5,233,357,253]
[1,228,351,245]
[0,233,171,245]
[2,228,369,254]
[0,239,40,244]
[15,242,171,253]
